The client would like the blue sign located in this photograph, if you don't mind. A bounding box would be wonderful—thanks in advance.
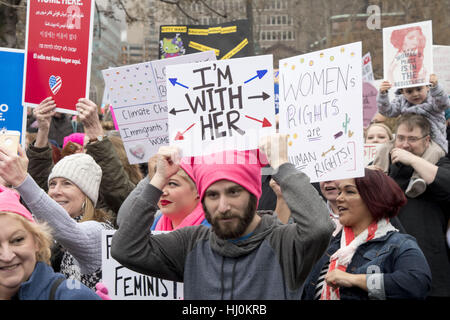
[0,48,26,145]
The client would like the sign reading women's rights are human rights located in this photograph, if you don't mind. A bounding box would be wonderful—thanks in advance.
[279,42,364,183]
[166,55,276,157]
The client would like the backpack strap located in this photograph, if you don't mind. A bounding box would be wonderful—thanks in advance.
[49,277,65,300]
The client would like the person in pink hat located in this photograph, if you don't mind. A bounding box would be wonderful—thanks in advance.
[0,186,100,300]
[112,134,334,300]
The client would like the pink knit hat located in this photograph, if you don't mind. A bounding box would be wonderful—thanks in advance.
[0,185,34,222]
[63,133,85,149]
[191,149,266,202]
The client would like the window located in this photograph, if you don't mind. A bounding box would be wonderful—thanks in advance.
[282,16,287,25]
[261,32,266,40]
[267,16,271,25]
[267,32,271,40]
[282,31,287,40]
[277,16,281,24]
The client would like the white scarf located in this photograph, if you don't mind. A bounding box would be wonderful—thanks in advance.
[320,218,397,300]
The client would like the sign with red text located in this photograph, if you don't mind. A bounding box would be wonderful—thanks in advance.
[166,54,276,157]
[279,42,364,183]
[102,51,216,164]
[383,21,433,89]
[364,143,383,166]
[23,0,94,114]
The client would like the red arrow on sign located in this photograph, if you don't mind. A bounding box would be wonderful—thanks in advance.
[245,115,272,128]
[174,123,196,141]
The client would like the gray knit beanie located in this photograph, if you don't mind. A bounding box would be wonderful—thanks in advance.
[48,153,102,206]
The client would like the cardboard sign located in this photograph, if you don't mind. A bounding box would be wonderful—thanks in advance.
[362,52,374,82]
[23,0,95,114]
[279,42,364,183]
[362,81,378,127]
[433,45,450,94]
[159,20,252,60]
[383,21,433,89]
[102,230,183,300]
[166,54,276,157]
[0,48,27,146]
[102,51,216,164]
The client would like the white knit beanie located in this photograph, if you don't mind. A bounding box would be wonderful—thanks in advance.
[48,153,102,206]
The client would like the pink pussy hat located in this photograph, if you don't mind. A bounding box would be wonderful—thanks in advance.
[0,185,34,222]
[190,149,267,202]
[63,133,86,149]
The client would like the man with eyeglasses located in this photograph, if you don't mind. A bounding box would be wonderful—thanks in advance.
[378,113,450,299]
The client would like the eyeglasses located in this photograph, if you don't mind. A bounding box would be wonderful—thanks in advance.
[395,134,428,144]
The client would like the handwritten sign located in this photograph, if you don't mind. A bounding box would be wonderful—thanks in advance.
[0,48,27,146]
[166,54,276,157]
[433,45,450,94]
[159,19,252,60]
[279,42,364,183]
[364,143,383,166]
[102,230,183,300]
[102,51,216,164]
[22,0,94,114]
[383,21,433,89]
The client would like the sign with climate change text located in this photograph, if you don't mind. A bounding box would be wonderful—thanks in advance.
[279,42,364,183]
[102,51,216,164]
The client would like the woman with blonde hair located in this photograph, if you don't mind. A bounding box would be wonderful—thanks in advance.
[0,145,113,290]
[0,185,100,300]
[364,122,393,144]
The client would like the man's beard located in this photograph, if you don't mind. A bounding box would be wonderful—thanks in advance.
[203,194,257,240]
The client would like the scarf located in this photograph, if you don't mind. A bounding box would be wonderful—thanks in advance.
[320,218,397,300]
[154,202,205,231]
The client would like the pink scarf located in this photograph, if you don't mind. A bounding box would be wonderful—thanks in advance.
[320,218,397,300]
[154,202,205,231]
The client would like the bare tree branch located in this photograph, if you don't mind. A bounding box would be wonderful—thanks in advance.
[160,0,199,22]
[198,0,227,18]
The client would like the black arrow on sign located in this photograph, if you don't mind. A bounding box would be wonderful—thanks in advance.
[169,107,189,115]
[248,92,270,101]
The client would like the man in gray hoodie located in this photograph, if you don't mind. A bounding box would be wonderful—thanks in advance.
[111,134,334,299]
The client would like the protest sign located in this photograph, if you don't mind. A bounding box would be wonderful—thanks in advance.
[362,81,378,127]
[159,20,252,60]
[433,45,450,94]
[274,69,280,114]
[364,143,383,166]
[102,51,216,164]
[279,42,364,183]
[0,48,27,146]
[102,230,183,300]
[362,52,374,82]
[23,0,95,114]
[383,21,433,89]
[166,54,276,157]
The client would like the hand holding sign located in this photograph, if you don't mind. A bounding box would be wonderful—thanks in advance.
[150,146,182,190]
[76,98,104,140]
[259,134,289,170]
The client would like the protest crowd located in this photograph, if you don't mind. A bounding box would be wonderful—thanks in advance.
[0,14,449,303]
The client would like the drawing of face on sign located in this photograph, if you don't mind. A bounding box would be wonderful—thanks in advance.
[166,55,276,157]
[278,42,365,183]
[383,21,433,89]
